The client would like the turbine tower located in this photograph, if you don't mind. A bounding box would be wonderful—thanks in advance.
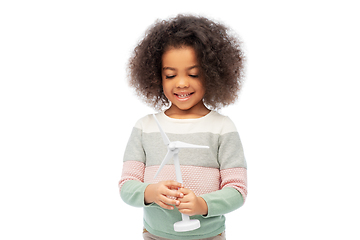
[153,114,209,232]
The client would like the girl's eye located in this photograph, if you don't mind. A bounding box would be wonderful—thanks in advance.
[189,75,198,78]
[166,75,175,79]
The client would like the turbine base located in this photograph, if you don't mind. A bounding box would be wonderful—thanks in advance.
[174,219,200,232]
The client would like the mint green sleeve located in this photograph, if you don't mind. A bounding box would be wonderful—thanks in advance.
[200,187,244,218]
[120,180,151,208]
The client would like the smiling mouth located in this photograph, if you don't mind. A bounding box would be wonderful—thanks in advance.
[175,92,194,99]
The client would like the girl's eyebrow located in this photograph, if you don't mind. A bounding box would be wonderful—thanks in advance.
[163,67,176,71]
[188,65,200,70]
[162,65,199,71]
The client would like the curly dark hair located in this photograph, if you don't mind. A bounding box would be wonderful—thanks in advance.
[127,14,245,110]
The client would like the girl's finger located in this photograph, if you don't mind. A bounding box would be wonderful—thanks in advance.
[160,195,180,206]
[158,201,174,210]
[177,202,191,209]
[164,189,183,198]
[178,187,191,194]
[164,180,183,189]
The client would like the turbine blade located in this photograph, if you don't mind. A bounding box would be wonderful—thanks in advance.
[153,114,170,146]
[154,150,174,179]
[173,141,209,149]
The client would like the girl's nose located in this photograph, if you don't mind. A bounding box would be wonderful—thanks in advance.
[176,76,189,88]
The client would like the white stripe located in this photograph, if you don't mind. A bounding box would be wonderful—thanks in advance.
[134,111,238,135]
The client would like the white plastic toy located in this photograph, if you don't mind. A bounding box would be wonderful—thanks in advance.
[153,114,209,232]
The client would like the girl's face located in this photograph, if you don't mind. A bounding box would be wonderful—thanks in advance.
[161,46,209,118]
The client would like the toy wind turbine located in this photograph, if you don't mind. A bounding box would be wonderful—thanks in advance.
[153,114,209,232]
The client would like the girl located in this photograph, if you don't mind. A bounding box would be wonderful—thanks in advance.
[119,14,247,240]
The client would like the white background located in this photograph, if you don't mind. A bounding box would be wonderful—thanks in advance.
[1,0,359,239]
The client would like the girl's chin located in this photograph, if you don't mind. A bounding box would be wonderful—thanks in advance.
[170,101,205,112]
[171,104,193,111]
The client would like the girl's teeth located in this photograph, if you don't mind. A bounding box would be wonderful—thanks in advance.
[178,93,191,98]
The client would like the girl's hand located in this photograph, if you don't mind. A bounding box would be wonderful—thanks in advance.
[177,187,208,216]
[144,181,184,210]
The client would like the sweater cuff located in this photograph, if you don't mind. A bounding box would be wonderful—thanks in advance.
[201,187,244,218]
[120,180,150,207]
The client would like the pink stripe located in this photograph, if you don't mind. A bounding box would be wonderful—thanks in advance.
[144,165,220,196]
[118,161,145,189]
[120,162,248,201]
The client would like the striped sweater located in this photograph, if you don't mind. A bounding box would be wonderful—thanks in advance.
[119,111,247,240]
